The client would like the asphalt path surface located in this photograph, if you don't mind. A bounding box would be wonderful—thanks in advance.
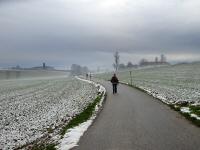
[73,81,200,150]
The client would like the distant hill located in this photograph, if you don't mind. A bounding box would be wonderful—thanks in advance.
[9,63,56,71]
[0,70,69,80]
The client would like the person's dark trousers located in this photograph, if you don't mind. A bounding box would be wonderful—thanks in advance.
[112,84,117,94]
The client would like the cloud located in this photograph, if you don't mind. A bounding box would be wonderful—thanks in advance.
[0,0,200,69]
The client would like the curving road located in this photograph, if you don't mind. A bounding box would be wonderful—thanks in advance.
[73,81,200,150]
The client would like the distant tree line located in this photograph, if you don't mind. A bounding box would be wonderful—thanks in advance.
[113,52,169,71]
[113,51,138,71]
[70,64,89,75]
[118,62,138,70]
[139,54,168,66]
[10,63,55,70]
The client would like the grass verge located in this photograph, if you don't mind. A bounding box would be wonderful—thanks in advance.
[60,95,102,136]
[181,112,200,127]
[167,104,200,127]
[189,105,200,117]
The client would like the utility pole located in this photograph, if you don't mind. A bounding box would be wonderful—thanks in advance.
[130,71,133,86]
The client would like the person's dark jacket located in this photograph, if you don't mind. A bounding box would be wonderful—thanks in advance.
[111,76,119,84]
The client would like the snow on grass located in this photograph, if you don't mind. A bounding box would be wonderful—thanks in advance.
[57,77,106,150]
[0,76,98,149]
[180,107,200,120]
[190,114,200,120]
[181,107,190,113]
[57,120,93,150]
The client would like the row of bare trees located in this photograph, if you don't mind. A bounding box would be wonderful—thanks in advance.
[113,51,137,71]
[113,52,168,71]
[70,64,89,75]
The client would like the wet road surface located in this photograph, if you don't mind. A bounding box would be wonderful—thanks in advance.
[73,82,200,150]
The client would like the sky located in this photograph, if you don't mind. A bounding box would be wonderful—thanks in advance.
[0,0,200,70]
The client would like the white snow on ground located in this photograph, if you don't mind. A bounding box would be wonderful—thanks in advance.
[0,76,98,149]
[57,77,106,150]
[180,107,190,113]
[57,120,93,150]
[180,107,200,120]
[190,114,200,120]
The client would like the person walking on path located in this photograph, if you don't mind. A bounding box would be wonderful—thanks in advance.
[111,73,119,94]
[89,73,92,81]
[86,73,89,80]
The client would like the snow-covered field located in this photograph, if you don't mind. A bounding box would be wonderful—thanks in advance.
[96,62,200,120]
[0,76,98,149]
[97,62,200,105]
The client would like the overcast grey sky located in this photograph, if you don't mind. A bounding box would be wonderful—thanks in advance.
[0,0,200,69]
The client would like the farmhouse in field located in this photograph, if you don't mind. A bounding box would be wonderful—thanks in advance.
[31,63,55,70]
[139,54,170,66]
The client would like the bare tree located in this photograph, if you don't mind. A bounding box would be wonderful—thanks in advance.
[113,51,120,71]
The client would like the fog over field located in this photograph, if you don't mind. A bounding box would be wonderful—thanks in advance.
[0,70,69,80]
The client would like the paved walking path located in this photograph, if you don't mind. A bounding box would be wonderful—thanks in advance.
[73,81,200,150]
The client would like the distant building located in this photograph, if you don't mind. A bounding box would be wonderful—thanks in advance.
[31,63,55,70]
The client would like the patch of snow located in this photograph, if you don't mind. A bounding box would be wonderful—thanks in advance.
[190,114,200,120]
[191,103,200,106]
[180,107,190,113]
[180,107,200,120]
[57,120,92,150]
